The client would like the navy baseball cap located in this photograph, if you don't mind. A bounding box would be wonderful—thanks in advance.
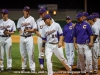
[42,14,51,20]
[23,6,30,11]
[38,8,46,13]
[66,16,71,20]
[76,12,83,19]
[0,9,8,14]
[83,12,89,17]
[87,16,94,20]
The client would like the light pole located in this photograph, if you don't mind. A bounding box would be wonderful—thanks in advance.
[84,0,87,12]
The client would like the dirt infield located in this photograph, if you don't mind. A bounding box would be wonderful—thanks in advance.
[11,35,38,44]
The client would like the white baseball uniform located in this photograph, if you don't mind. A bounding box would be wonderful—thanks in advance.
[36,18,55,69]
[91,23,99,72]
[0,19,16,69]
[17,16,36,71]
[42,21,71,75]
[95,18,100,57]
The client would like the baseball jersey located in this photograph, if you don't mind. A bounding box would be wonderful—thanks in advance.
[73,21,93,44]
[17,16,37,36]
[95,18,100,30]
[42,22,63,43]
[91,23,99,42]
[0,19,16,35]
[63,22,74,43]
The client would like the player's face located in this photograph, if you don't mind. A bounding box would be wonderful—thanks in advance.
[40,12,47,18]
[83,16,87,20]
[44,18,51,26]
[66,19,71,23]
[77,16,83,22]
[23,10,30,17]
[2,13,8,19]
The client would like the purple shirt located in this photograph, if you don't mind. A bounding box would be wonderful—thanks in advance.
[73,21,93,44]
[63,22,74,43]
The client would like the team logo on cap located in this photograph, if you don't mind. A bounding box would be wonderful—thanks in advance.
[83,25,87,29]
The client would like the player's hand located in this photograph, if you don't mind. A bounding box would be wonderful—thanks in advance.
[88,42,93,47]
[3,29,9,35]
[41,47,45,53]
[74,43,78,50]
[19,30,22,34]
[58,42,62,48]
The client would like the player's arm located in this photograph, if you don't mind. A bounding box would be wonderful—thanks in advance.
[41,26,46,52]
[86,24,93,47]
[35,30,41,37]
[57,24,63,47]
[73,26,78,50]
[4,22,16,35]
[17,18,23,34]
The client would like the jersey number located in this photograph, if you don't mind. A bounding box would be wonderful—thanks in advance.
[52,34,57,38]
[40,26,43,29]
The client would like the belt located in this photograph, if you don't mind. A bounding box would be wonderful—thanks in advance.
[0,35,11,37]
[21,35,31,38]
[49,42,58,44]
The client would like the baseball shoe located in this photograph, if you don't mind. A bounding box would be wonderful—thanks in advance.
[21,69,25,72]
[72,68,81,71]
[93,70,98,74]
[31,70,35,73]
[0,68,4,72]
[6,67,11,72]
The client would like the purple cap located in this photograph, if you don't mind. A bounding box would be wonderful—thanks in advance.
[38,8,46,13]
[0,9,8,14]
[23,6,30,11]
[87,16,94,20]
[66,16,71,20]
[42,14,51,20]
[83,12,89,17]
[76,12,83,19]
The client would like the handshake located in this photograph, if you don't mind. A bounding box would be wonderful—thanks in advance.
[3,28,9,35]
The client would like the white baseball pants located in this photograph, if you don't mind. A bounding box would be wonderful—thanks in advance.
[20,36,35,70]
[91,42,99,71]
[65,43,74,66]
[77,44,92,73]
[0,37,12,69]
[45,43,71,75]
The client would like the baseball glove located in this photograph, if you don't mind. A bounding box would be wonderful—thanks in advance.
[3,28,8,35]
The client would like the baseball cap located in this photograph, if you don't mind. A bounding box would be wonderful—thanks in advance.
[76,12,83,19]
[38,8,46,13]
[66,16,71,20]
[83,12,89,17]
[0,9,8,14]
[87,16,94,20]
[42,14,51,20]
[23,6,30,11]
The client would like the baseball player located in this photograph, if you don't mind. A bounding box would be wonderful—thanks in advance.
[62,16,74,67]
[92,12,100,58]
[0,9,16,72]
[35,8,47,70]
[17,6,37,72]
[83,12,89,22]
[41,14,72,75]
[76,12,89,70]
[73,12,93,75]
[87,15,99,74]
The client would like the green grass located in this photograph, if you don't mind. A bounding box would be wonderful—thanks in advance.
[1,43,78,75]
